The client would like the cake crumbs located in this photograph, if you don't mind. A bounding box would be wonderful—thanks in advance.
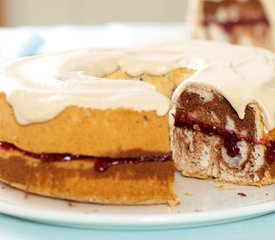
[214,185,235,191]
[24,191,29,199]
[68,202,77,207]
[237,192,247,197]
[168,199,180,207]
[220,187,236,191]
[184,192,193,197]
[176,207,184,214]
[201,203,209,210]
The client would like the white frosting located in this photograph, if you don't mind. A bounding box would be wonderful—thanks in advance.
[0,48,173,124]
[187,0,275,50]
[171,41,275,132]
[0,41,275,133]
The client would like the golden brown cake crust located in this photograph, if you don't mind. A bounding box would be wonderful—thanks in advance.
[0,148,175,204]
[0,93,169,158]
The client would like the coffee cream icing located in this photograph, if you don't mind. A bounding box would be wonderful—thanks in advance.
[0,41,275,132]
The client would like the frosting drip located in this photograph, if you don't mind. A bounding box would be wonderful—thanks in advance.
[0,48,174,124]
[0,41,275,132]
[171,41,275,131]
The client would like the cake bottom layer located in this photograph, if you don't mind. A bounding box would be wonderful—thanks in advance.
[0,145,175,205]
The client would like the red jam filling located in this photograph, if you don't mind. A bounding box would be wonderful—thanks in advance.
[266,141,275,164]
[174,117,242,158]
[202,18,269,34]
[0,142,171,172]
[174,114,275,163]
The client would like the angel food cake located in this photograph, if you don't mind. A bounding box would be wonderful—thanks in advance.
[0,41,274,205]
[188,0,275,51]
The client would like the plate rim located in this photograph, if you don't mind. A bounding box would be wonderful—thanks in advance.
[0,195,275,229]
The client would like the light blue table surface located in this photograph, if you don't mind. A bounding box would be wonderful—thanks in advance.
[0,24,275,240]
[1,212,275,240]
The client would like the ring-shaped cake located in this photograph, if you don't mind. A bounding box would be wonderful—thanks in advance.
[0,41,274,205]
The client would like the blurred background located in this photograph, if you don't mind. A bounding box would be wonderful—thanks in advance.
[0,0,188,26]
[3,1,271,62]
[0,0,190,63]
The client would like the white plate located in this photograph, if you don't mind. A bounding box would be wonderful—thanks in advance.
[0,172,275,230]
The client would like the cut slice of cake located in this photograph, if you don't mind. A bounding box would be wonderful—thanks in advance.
[171,85,275,185]
[188,0,275,51]
[169,41,275,186]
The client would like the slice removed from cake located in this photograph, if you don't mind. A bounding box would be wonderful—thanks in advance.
[171,85,275,185]
[188,0,275,51]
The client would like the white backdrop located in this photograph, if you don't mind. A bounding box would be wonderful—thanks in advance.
[4,0,189,26]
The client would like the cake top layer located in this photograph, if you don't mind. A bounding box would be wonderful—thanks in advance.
[0,48,172,124]
[0,40,275,131]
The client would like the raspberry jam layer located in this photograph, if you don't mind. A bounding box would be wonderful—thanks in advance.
[174,116,242,158]
[0,142,171,172]
[203,18,269,34]
[266,141,275,164]
[174,114,275,163]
